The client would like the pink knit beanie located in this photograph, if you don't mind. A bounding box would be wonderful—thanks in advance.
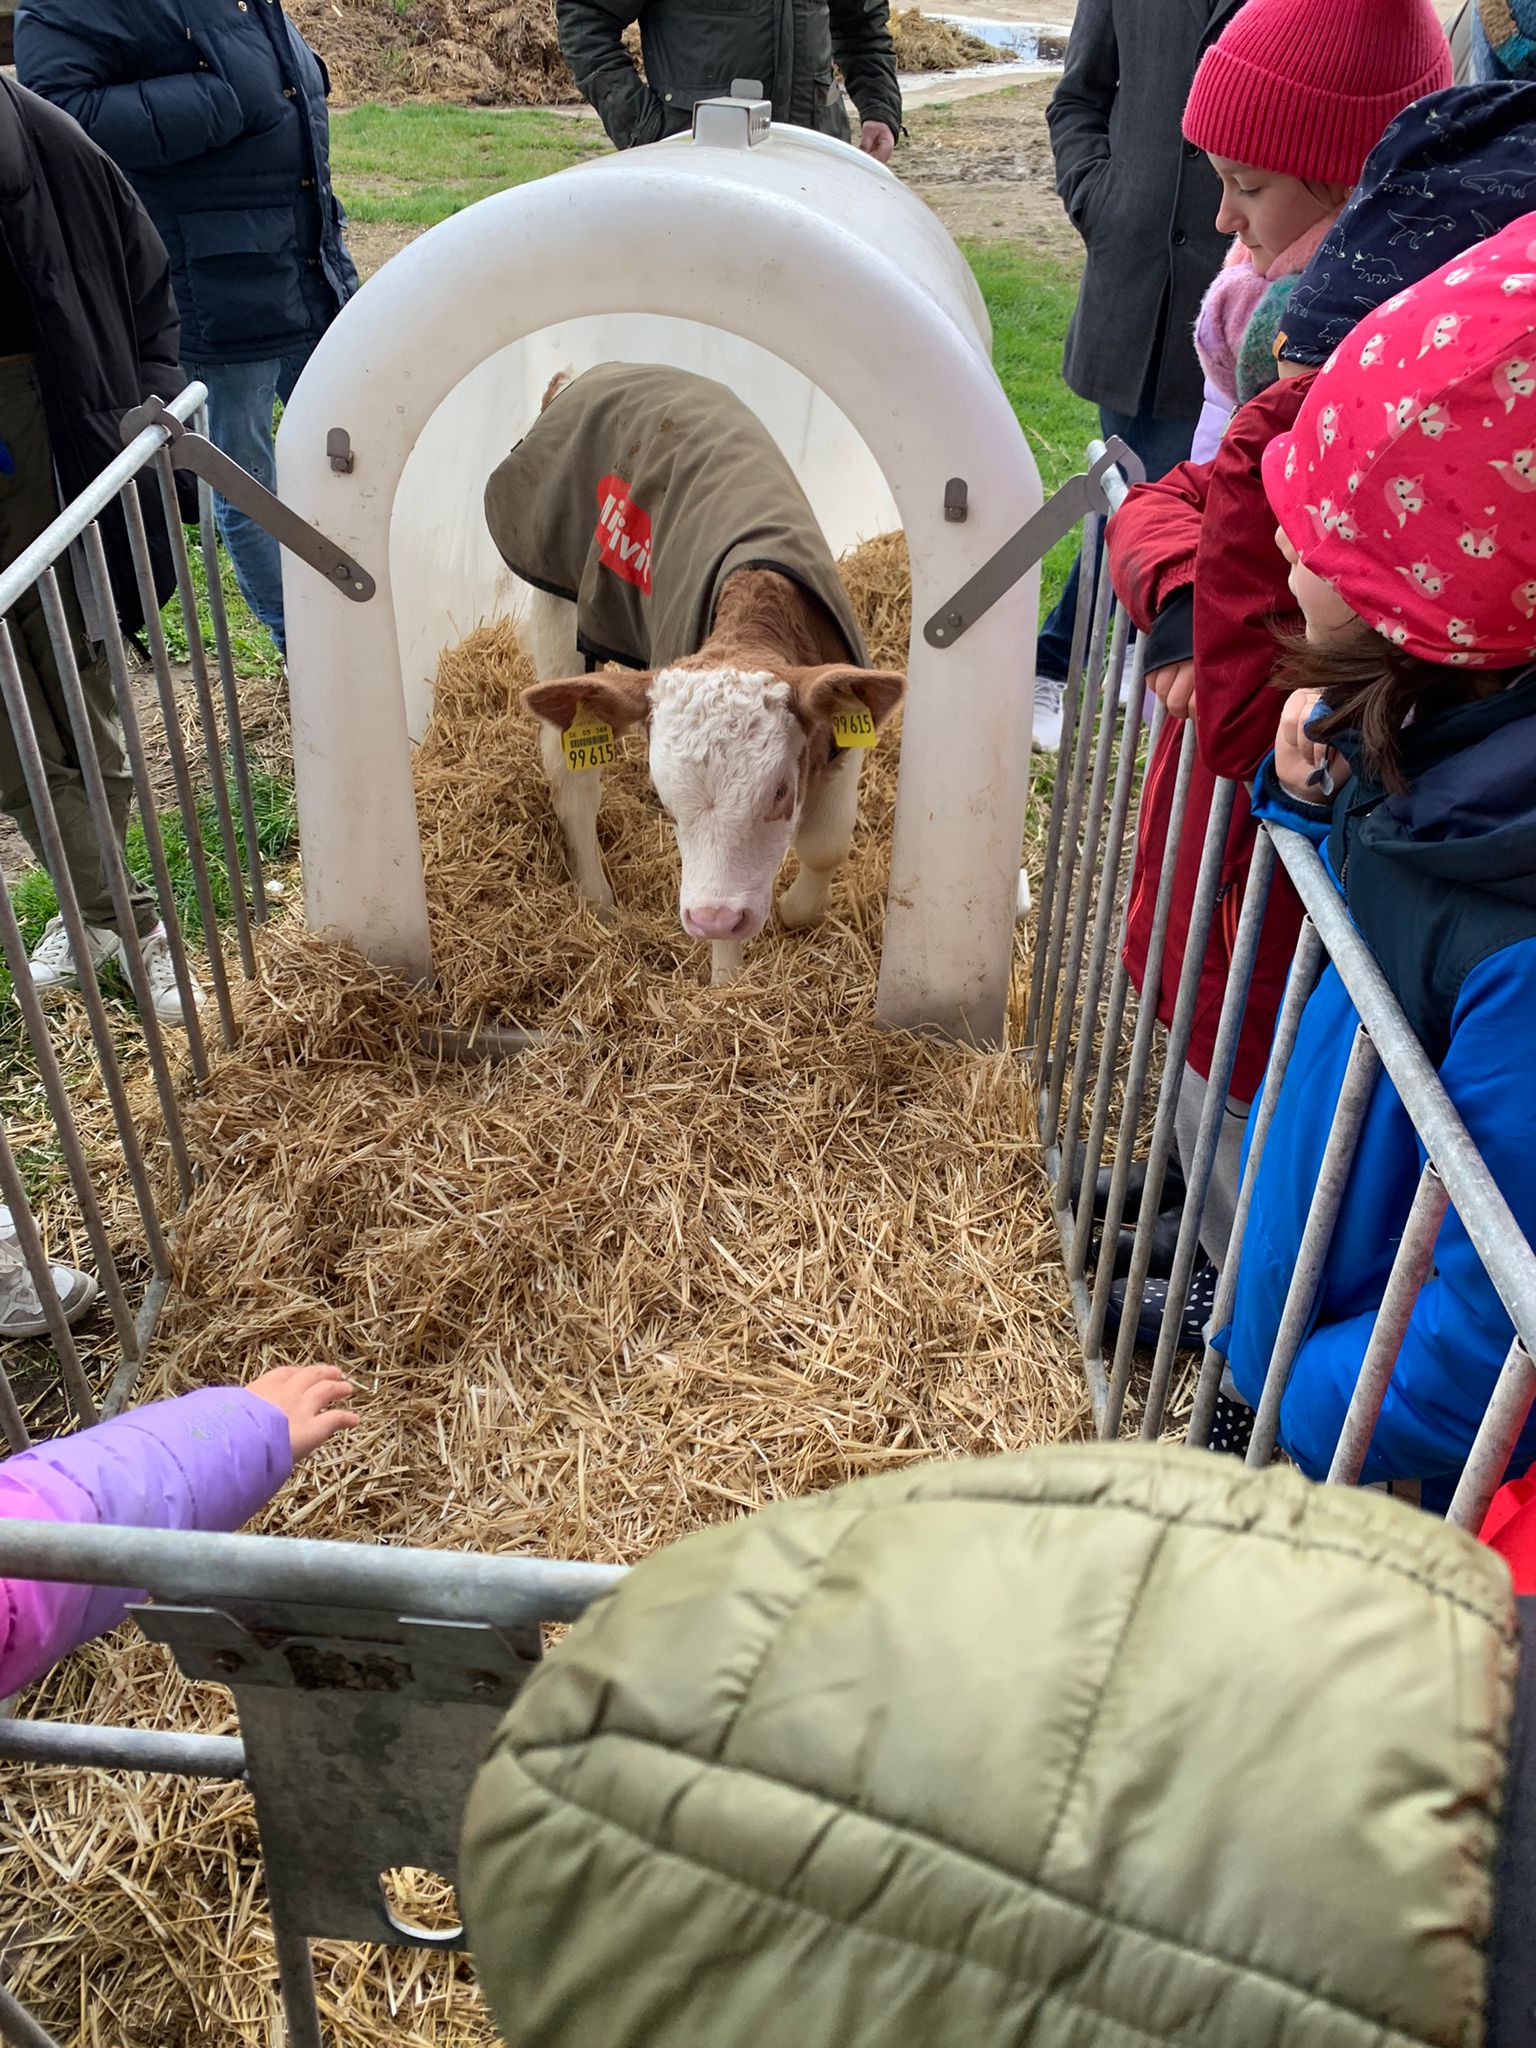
[1183,0,1453,188]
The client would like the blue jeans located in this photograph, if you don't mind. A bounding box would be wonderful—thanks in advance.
[1037,400,1201,681]
[183,349,314,656]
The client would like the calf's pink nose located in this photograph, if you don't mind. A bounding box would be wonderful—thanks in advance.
[684,903,754,941]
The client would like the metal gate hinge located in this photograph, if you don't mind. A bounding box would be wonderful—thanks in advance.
[122,398,376,604]
[944,478,968,523]
[923,436,1145,650]
[326,428,355,475]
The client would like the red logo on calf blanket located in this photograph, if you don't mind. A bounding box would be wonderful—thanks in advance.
[595,473,653,595]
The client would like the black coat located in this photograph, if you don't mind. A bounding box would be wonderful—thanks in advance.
[0,78,181,636]
[14,0,357,366]
[1048,0,1247,420]
[557,0,900,150]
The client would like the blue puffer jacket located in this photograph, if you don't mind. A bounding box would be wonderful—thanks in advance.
[14,0,356,365]
[1223,673,1536,1490]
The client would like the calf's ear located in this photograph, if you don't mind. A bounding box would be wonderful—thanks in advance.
[522,671,655,733]
[789,665,906,730]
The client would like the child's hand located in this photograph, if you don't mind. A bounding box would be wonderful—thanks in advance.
[248,1364,360,1461]
[1149,660,1195,720]
[1274,688,1350,803]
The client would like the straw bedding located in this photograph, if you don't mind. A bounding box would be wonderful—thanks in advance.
[4,534,1083,2045]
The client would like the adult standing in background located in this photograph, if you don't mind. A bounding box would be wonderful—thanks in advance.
[15,0,359,663]
[557,0,901,161]
[1032,0,1247,751]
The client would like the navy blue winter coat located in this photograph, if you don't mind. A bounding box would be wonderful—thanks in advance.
[1223,675,1536,1490]
[14,0,357,365]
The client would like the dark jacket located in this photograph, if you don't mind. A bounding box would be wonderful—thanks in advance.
[557,0,900,151]
[1049,0,1245,419]
[464,1443,1530,2048]
[484,364,866,673]
[1225,675,1536,1489]
[14,0,356,366]
[0,78,180,637]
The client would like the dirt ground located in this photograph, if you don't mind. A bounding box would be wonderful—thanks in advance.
[346,80,1070,282]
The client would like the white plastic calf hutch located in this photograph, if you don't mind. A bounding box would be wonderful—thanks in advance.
[279,96,1045,1043]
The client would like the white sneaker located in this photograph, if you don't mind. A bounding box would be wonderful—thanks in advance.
[1032,675,1066,754]
[27,914,205,1030]
[0,1227,97,1339]
[137,924,205,1030]
[28,914,125,993]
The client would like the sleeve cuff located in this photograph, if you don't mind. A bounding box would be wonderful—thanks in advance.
[1141,587,1195,675]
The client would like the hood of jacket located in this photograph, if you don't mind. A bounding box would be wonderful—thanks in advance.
[462,1443,1516,2048]
[1279,81,1536,368]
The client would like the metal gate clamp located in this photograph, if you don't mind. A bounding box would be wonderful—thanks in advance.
[119,398,377,603]
[922,435,1146,649]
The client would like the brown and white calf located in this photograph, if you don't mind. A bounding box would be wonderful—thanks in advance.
[520,569,905,983]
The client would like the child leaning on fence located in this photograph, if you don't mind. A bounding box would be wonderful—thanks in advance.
[1103,83,1536,1353]
[1215,211,1536,1493]
[0,1365,357,1698]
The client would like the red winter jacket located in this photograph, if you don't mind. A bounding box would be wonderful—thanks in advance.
[1106,375,1316,1102]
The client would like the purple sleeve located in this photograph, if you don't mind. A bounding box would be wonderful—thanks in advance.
[0,1388,291,1697]
[1190,380,1232,465]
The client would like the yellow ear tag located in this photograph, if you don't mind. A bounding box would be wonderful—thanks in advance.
[562,715,616,772]
[830,699,877,749]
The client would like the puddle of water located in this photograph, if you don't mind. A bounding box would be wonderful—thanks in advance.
[938,18,1068,60]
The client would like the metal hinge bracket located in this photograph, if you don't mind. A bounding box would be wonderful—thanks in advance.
[122,398,376,603]
[923,436,1145,649]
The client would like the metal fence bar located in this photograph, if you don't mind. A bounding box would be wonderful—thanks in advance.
[274,1927,324,2048]
[0,882,139,1356]
[0,1717,244,1779]
[0,1119,96,1433]
[1245,1023,1381,1468]
[1270,827,1536,1362]
[1139,827,1275,1442]
[153,452,257,980]
[1025,511,1100,1056]
[195,452,268,926]
[1326,1165,1449,1487]
[83,514,211,1089]
[1046,610,1133,1141]
[0,1518,626,1630]
[1034,554,1117,1082]
[0,1983,64,2048]
[39,564,194,1206]
[1447,1340,1536,1533]
[1083,718,1197,1370]
[1185,917,1325,1447]
[1068,694,1169,1282]
[1057,641,1149,1216]
[1103,771,1237,1437]
[0,389,205,621]
[118,482,238,1047]
[0,624,171,1281]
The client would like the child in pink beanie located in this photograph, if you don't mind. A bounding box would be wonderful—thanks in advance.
[1184,0,1452,459]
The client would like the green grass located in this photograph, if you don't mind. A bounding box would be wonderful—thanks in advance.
[330,104,605,225]
[161,543,283,683]
[961,241,1098,622]
[1,765,299,975]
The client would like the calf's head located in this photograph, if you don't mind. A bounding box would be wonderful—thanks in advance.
[524,661,904,941]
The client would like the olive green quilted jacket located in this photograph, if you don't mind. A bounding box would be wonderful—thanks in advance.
[462,1445,1517,2046]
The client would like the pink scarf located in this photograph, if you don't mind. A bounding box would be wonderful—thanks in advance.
[1194,217,1337,410]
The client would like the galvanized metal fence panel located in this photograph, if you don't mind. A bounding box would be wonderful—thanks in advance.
[0,383,269,1452]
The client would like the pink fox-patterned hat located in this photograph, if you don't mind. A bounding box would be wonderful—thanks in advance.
[1263,209,1536,667]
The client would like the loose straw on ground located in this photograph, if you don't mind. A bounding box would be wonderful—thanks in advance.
[4,534,1083,2046]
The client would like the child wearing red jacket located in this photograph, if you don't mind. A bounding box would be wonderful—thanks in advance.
[1102,81,1535,1349]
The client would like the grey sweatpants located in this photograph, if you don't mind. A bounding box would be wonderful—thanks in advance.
[0,355,156,938]
[1172,1062,1251,1269]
